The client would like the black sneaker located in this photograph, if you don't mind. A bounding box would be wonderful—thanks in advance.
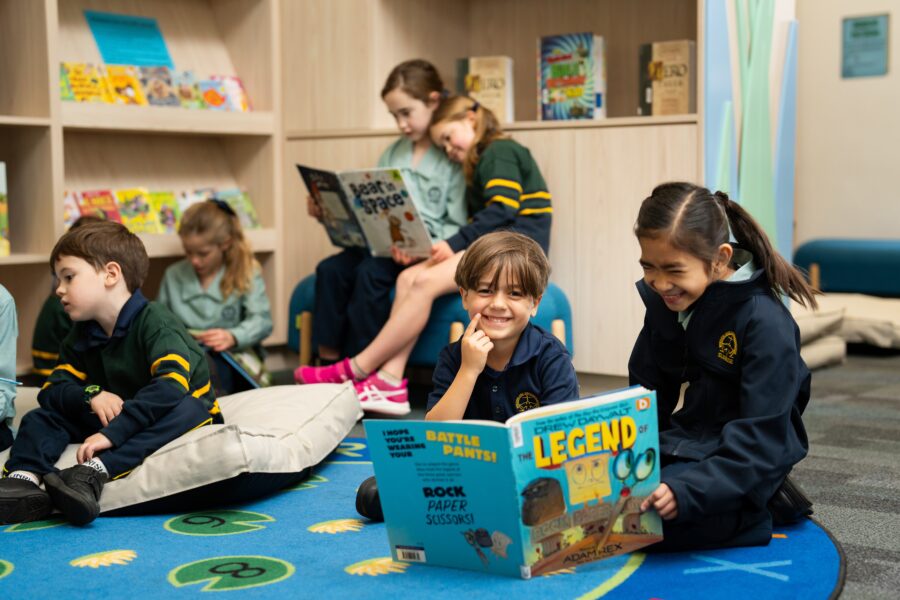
[44,465,108,526]
[768,475,813,526]
[0,477,53,524]
[355,476,384,522]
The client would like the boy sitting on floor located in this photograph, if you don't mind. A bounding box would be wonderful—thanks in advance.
[0,221,222,526]
[357,231,578,520]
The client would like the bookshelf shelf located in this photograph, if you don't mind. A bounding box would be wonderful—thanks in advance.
[61,103,276,136]
[0,0,285,374]
[285,115,700,141]
[139,228,277,258]
[0,116,52,128]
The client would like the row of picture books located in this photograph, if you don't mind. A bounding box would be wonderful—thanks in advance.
[60,62,251,112]
[62,187,260,235]
[459,33,695,123]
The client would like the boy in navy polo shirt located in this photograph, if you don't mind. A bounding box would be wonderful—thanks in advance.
[356,232,578,521]
[0,221,220,526]
[426,231,578,421]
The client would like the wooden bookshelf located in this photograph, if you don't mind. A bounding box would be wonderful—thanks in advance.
[281,0,701,376]
[0,0,284,374]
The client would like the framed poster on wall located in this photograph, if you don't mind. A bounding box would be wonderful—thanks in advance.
[842,14,889,78]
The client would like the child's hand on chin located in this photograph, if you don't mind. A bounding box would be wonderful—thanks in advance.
[641,483,678,520]
[460,314,493,375]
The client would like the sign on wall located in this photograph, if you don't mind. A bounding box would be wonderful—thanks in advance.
[842,14,889,78]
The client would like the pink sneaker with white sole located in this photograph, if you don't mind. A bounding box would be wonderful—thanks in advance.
[294,357,358,385]
[354,374,411,416]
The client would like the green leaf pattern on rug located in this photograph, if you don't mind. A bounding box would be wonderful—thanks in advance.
[168,556,294,591]
[0,559,13,580]
[164,510,274,536]
[4,517,67,532]
[286,473,328,491]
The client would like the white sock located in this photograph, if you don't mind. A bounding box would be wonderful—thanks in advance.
[83,458,109,476]
[8,470,40,486]
[376,369,403,387]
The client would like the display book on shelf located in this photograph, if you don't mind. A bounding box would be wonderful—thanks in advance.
[60,62,250,112]
[456,56,515,123]
[0,161,8,257]
[365,385,662,579]
[538,32,607,121]
[296,164,434,259]
[638,40,697,116]
[64,188,260,234]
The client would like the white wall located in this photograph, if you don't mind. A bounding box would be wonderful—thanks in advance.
[796,1,900,244]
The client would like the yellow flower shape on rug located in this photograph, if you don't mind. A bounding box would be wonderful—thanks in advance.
[345,557,409,576]
[543,567,576,577]
[308,519,364,534]
[71,549,137,568]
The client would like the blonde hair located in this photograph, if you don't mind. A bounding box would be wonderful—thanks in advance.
[179,201,256,298]
[430,94,506,184]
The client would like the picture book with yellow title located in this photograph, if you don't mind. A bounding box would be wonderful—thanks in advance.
[365,386,662,579]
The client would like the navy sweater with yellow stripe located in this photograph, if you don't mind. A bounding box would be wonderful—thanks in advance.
[38,290,219,447]
[446,138,552,254]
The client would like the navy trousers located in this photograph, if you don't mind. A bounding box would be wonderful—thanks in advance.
[644,456,773,553]
[0,421,12,453]
[314,248,405,357]
[5,397,218,479]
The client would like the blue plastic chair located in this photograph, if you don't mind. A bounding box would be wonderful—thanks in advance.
[288,274,573,367]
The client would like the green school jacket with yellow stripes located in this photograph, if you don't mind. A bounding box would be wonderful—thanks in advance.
[31,294,73,381]
[446,138,552,255]
[38,290,219,447]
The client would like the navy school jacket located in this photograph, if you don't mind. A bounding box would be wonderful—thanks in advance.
[628,270,810,523]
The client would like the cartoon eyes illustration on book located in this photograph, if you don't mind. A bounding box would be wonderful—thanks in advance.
[570,457,605,485]
[613,448,656,485]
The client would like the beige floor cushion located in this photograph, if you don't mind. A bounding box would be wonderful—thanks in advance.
[1,383,362,513]
[794,293,900,349]
[800,334,847,370]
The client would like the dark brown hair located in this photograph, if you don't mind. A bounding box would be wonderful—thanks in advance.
[455,231,550,299]
[634,181,818,308]
[50,220,149,292]
[179,201,256,298]
[381,59,444,102]
[430,94,506,184]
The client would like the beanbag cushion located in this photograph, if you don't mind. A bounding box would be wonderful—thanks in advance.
[793,293,900,349]
[800,335,847,370]
[1,383,362,514]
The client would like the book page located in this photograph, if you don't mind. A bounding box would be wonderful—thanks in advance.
[340,168,433,258]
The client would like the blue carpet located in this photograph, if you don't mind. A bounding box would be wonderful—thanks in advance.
[0,439,843,598]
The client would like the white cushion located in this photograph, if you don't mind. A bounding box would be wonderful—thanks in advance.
[794,293,900,349]
[1,383,362,513]
[800,334,847,370]
[790,302,844,345]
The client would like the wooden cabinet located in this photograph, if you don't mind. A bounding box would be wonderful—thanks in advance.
[0,0,284,374]
[281,0,701,375]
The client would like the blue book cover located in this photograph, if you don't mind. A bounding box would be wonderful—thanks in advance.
[538,32,606,120]
[365,386,662,579]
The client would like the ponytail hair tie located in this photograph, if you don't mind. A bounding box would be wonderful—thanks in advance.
[470,101,480,112]
[713,191,738,243]
[714,190,730,205]
[208,198,237,218]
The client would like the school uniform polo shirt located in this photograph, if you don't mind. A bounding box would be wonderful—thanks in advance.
[157,260,273,351]
[427,323,579,422]
[378,137,467,242]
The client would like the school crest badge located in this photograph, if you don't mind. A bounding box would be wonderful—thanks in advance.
[515,391,540,412]
[717,331,738,364]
